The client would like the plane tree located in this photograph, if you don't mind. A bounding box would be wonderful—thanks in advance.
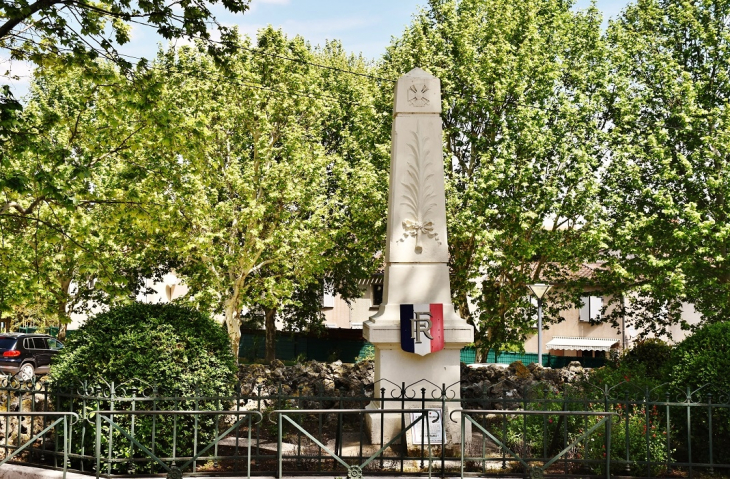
[598,0,730,335]
[0,64,177,335]
[148,29,385,361]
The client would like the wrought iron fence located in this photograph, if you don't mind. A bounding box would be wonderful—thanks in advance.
[0,375,728,478]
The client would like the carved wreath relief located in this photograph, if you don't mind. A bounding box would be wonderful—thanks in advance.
[399,121,442,253]
[407,83,430,107]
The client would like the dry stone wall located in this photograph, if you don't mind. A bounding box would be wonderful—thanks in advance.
[237,359,590,401]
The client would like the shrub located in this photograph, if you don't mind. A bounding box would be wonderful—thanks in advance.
[666,322,730,464]
[502,389,671,476]
[621,338,672,380]
[581,339,671,393]
[583,360,661,394]
[50,302,236,392]
[584,404,670,476]
[504,387,573,458]
[49,303,237,473]
[668,321,730,391]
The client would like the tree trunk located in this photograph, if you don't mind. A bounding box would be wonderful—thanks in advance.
[264,306,277,364]
[225,294,241,364]
[57,278,72,341]
[58,323,67,341]
[455,291,472,321]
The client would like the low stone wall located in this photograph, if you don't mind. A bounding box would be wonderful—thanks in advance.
[238,359,374,397]
[237,359,590,399]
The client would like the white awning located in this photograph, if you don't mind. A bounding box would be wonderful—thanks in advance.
[546,337,619,352]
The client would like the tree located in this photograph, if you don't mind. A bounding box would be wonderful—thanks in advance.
[0,0,249,83]
[143,29,385,362]
[380,0,611,358]
[0,0,250,234]
[0,63,178,336]
[2,27,387,360]
[253,40,388,361]
[599,0,730,336]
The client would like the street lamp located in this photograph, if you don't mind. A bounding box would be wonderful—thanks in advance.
[528,283,552,367]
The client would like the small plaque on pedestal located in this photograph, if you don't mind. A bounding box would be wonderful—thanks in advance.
[408,408,444,445]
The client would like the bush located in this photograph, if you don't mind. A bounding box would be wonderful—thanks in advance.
[584,404,670,476]
[583,361,661,394]
[504,386,576,459]
[50,302,236,393]
[49,303,237,473]
[583,339,671,391]
[668,321,730,391]
[666,322,730,464]
[621,338,672,380]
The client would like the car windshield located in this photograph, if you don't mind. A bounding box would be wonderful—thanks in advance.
[0,338,17,350]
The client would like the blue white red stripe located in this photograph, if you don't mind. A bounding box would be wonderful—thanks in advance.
[400,303,445,356]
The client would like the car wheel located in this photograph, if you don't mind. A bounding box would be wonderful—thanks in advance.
[18,363,34,381]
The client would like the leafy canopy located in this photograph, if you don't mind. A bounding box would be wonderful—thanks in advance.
[599,0,730,335]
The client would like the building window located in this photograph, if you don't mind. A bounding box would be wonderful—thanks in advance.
[322,287,335,308]
[580,296,602,322]
[372,284,383,307]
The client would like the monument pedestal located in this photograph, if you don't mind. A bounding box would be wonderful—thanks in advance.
[364,319,472,445]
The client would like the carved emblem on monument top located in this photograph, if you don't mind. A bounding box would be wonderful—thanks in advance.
[399,121,442,253]
[407,83,430,107]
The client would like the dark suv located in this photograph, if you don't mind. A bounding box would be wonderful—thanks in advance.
[0,333,64,380]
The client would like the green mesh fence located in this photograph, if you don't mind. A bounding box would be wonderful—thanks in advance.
[238,332,605,368]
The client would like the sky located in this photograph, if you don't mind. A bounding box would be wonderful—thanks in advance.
[2,0,632,98]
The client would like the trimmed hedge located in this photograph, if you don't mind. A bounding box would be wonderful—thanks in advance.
[49,302,236,395]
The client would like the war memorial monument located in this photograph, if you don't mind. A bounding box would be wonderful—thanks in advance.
[364,67,475,444]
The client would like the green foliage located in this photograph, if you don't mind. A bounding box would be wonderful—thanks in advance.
[666,323,730,464]
[146,30,385,361]
[598,0,730,333]
[584,405,670,476]
[504,387,670,476]
[50,303,236,472]
[6,0,730,361]
[582,339,673,391]
[504,386,578,458]
[668,322,730,391]
[49,302,236,394]
[2,28,386,360]
[0,63,179,336]
[0,0,249,85]
[356,344,375,363]
[621,339,672,380]
[584,361,662,394]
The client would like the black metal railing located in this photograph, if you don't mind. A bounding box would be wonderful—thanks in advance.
[0,375,727,478]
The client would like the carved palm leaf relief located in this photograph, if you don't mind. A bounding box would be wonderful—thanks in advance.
[400,121,441,253]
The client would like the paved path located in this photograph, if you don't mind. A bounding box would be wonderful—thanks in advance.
[0,464,467,479]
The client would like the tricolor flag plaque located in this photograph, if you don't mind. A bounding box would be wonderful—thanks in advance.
[400,304,445,356]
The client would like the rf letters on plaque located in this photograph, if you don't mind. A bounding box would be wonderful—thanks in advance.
[400,303,444,356]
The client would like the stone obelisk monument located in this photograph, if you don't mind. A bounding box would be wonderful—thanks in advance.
[363,68,474,444]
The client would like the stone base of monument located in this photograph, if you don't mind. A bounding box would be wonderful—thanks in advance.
[362,346,471,445]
